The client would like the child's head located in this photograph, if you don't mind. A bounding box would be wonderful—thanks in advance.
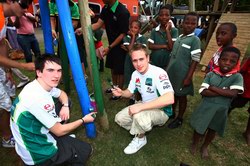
[129,20,141,35]
[158,5,172,26]
[182,12,199,35]
[216,22,237,47]
[218,47,240,73]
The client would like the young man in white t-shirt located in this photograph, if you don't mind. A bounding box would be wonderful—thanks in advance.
[112,44,175,154]
[10,54,96,165]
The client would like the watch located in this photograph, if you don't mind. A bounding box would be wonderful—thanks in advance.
[62,103,69,107]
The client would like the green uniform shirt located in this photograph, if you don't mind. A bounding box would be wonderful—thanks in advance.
[148,25,178,68]
[167,33,201,96]
[49,1,80,20]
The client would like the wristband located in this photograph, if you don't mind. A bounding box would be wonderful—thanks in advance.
[62,103,69,107]
[81,118,85,123]
[108,45,112,50]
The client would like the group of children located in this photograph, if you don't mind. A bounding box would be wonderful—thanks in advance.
[120,5,249,159]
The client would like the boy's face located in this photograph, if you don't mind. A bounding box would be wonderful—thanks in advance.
[218,51,239,73]
[216,24,236,47]
[158,9,171,26]
[130,22,140,35]
[131,50,150,75]
[182,15,197,35]
[36,61,62,91]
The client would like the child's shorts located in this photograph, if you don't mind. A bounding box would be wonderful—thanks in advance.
[0,82,12,112]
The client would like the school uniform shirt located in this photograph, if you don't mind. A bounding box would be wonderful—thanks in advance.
[99,0,130,73]
[190,71,243,136]
[123,34,147,47]
[49,1,80,20]
[167,33,201,96]
[10,80,62,165]
[148,24,178,68]
[128,64,174,116]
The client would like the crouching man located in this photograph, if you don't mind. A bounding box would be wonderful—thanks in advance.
[112,44,174,154]
[10,54,96,165]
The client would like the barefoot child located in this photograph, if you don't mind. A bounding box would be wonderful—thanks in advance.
[190,47,244,159]
[167,12,201,128]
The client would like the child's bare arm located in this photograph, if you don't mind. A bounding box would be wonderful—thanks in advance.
[183,60,198,87]
[201,89,219,97]
[208,86,239,98]
[148,42,170,50]
[165,22,174,50]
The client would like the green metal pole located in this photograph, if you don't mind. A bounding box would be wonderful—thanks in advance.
[78,0,109,130]
[58,23,70,93]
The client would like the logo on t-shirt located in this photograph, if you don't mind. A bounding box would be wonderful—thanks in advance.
[145,78,152,86]
[44,104,54,112]
[146,87,154,93]
[135,78,141,88]
[163,81,171,89]
[159,74,168,82]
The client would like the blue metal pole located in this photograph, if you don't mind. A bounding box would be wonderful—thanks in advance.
[55,0,96,138]
[39,0,54,54]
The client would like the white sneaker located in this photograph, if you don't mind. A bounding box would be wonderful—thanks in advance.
[17,79,30,88]
[2,137,15,148]
[124,136,147,154]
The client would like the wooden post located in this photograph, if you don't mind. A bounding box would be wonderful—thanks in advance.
[205,0,220,48]
[78,0,109,130]
[189,0,196,12]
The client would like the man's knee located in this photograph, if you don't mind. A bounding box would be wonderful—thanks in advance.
[115,109,129,125]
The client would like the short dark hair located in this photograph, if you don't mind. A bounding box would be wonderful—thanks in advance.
[159,4,174,14]
[220,46,241,60]
[130,20,142,29]
[129,43,149,57]
[220,22,237,35]
[35,54,62,73]
[183,12,199,22]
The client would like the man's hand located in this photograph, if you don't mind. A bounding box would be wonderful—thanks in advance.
[128,103,143,116]
[75,28,83,36]
[59,107,70,121]
[111,86,122,97]
[82,112,96,123]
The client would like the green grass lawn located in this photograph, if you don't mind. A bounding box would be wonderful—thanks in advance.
[0,29,249,166]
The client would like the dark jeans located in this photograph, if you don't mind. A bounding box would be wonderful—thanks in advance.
[37,135,92,166]
[17,34,41,62]
[24,135,92,166]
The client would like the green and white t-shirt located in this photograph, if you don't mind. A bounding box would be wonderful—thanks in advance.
[10,80,61,165]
